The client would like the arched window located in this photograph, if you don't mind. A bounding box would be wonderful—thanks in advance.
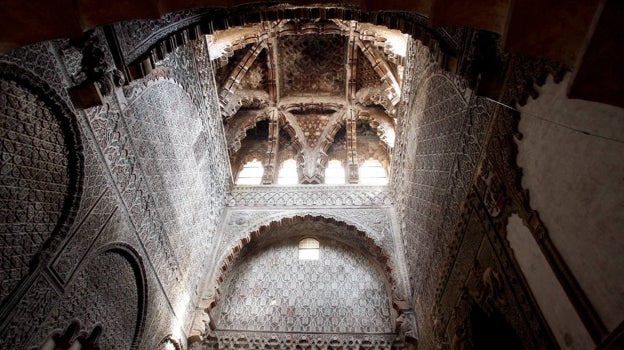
[277,159,298,185]
[299,238,320,260]
[236,159,264,185]
[359,158,388,185]
[324,160,345,185]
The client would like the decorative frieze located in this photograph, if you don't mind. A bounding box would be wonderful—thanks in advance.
[226,185,392,207]
[200,330,401,350]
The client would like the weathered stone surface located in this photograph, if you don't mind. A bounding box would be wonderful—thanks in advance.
[34,248,143,349]
[391,39,493,328]
[0,61,82,307]
[214,236,392,333]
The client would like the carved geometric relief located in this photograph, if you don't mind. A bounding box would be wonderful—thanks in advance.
[295,113,332,148]
[226,186,394,207]
[214,236,393,334]
[0,274,60,348]
[0,73,81,303]
[391,54,492,325]
[213,208,411,307]
[51,196,116,283]
[357,48,382,91]
[33,248,145,349]
[2,42,74,107]
[204,331,400,349]
[279,34,346,96]
[124,80,221,276]
[239,50,268,91]
[85,101,182,303]
[113,8,211,63]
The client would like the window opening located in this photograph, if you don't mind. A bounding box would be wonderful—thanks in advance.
[359,158,388,185]
[298,238,320,260]
[324,160,345,185]
[236,159,264,185]
[277,159,298,185]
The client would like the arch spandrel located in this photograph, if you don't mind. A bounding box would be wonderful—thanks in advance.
[202,213,411,320]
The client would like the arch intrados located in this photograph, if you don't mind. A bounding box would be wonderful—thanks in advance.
[357,113,393,146]
[33,243,147,350]
[228,112,270,154]
[79,243,147,350]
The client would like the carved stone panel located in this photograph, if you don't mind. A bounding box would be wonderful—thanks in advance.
[0,274,61,348]
[391,39,493,329]
[279,34,346,97]
[213,207,411,305]
[0,73,80,303]
[214,236,393,333]
[226,185,393,207]
[33,248,145,349]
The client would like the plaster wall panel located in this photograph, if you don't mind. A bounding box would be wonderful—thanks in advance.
[517,74,624,330]
[507,214,593,349]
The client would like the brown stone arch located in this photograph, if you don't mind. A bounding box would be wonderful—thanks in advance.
[352,115,392,180]
[227,114,271,181]
[0,62,84,304]
[357,106,395,148]
[209,215,400,314]
[226,109,271,154]
[276,113,303,157]
[318,111,347,160]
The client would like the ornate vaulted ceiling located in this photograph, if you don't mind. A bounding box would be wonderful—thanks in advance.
[211,19,404,184]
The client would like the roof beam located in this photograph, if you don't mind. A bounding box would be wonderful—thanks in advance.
[356,38,402,106]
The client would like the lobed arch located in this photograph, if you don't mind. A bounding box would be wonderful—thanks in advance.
[318,117,347,164]
[204,214,406,318]
[225,109,271,154]
[218,41,270,117]
[277,113,304,155]
[231,149,267,183]
[355,37,402,107]
[357,106,395,148]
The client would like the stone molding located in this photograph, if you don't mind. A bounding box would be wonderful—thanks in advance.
[199,330,402,350]
[226,185,393,207]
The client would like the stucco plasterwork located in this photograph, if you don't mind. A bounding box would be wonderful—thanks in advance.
[226,185,392,207]
[214,236,393,333]
[209,206,411,309]
[516,74,624,330]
